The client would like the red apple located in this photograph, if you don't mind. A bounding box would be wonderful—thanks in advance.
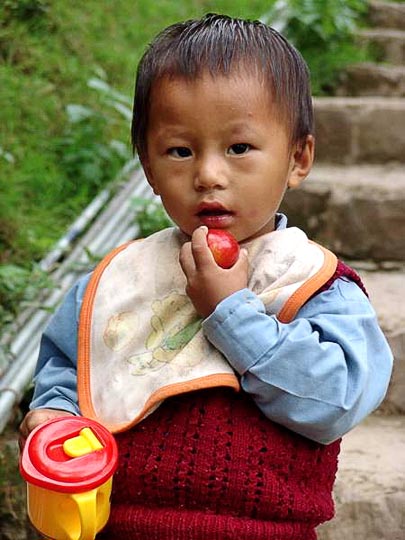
[207,229,240,269]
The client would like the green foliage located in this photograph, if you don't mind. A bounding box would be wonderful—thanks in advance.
[0,263,54,328]
[1,0,49,25]
[265,0,370,94]
[56,104,130,201]
[132,198,173,238]
[55,77,132,200]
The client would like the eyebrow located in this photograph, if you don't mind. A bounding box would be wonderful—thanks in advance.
[224,121,264,140]
[151,126,193,140]
[228,122,257,133]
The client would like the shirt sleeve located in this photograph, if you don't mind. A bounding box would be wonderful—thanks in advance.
[202,278,393,444]
[29,274,91,415]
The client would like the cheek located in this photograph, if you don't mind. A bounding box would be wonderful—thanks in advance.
[244,189,283,219]
[158,186,187,216]
[151,163,189,192]
[246,207,261,219]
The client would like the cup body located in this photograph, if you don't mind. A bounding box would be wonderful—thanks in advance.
[26,479,112,540]
[20,417,118,540]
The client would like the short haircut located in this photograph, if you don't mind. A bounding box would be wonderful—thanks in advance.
[132,13,313,157]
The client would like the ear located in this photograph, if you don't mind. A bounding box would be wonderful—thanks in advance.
[140,154,160,195]
[287,135,315,190]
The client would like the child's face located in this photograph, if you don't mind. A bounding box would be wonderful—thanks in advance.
[142,70,313,242]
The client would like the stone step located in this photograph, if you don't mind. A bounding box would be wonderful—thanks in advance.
[337,63,405,97]
[354,267,405,415]
[359,28,405,65]
[283,163,405,413]
[281,163,405,261]
[368,0,405,31]
[313,97,405,164]
[317,414,405,540]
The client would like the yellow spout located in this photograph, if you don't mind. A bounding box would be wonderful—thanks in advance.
[63,428,103,458]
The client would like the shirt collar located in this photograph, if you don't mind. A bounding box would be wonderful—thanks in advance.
[275,213,288,230]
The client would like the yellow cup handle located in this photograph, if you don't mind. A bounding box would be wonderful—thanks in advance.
[70,489,98,540]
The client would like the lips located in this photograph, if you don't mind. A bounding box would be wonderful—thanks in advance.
[196,202,234,228]
[196,202,231,217]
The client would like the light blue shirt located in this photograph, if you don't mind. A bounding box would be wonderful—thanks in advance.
[30,215,393,444]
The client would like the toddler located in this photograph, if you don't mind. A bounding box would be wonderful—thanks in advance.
[20,14,392,540]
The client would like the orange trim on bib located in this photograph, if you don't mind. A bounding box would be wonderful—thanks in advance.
[277,244,337,324]
[102,373,240,433]
[77,241,135,423]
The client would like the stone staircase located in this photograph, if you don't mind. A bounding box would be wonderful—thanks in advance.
[282,2,405,538]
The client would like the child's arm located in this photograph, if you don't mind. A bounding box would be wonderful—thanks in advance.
[19,274,90,447]
[180,227,393,444]
[202,279,392,444]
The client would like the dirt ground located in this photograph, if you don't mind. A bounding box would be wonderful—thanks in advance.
[0,421,37,540]
[318,414,405,540]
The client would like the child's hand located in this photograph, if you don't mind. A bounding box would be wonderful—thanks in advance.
[19,408,74,451]
[179,226,248,317]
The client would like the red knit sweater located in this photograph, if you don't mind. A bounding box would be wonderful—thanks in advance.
[97,261,365,540]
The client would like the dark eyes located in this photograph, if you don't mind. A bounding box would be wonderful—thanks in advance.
[228,143,251,155]
[168,147,192,158]
[167,143,251,158]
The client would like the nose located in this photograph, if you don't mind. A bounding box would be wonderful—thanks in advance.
[194,154,228,191]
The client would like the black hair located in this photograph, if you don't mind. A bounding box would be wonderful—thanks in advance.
[132,13,313,157]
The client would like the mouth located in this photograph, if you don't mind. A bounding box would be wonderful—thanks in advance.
[196,202,234,228]
[196,202,232,217]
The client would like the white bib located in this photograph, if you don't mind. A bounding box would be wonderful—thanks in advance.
[78,227,336,432]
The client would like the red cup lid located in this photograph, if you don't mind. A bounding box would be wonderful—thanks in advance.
[20,416,118,493]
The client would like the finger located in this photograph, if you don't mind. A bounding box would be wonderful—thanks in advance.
[19,409,72,440]
[233,248,249,273]
[179,241,196,277]
[18,425,27,452]
[18,435,26,453]
[191,226,214,270]
[18,414,33,452]
[19,415,31,440]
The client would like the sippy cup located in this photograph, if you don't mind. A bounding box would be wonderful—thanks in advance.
[20,416,118,540]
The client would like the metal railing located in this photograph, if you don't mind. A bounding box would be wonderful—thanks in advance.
[0,162,156,433]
